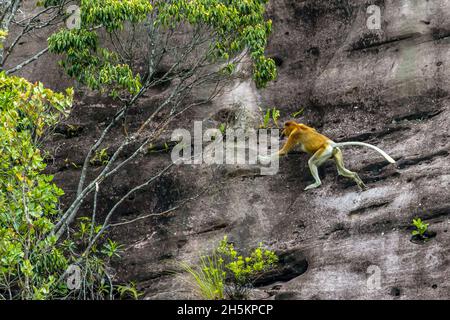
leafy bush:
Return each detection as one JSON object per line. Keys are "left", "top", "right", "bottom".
{"left": 181, "top": 255, "right": 226, "bottom": 300}
{"left": 217, "top": 236, "right": 278, "bottom": 299}
{"left": 411, "top": 218, "right": 429, "bottom": 238}
{"left": 48, "top": 0, "right": 277, "bottom": 97}
{"left": 48, "top": 0, "right": 152, "bottom": 96}
{"left": 89, "top": 148, "right": 110, "bottom": 166}
{"left": 182, "top": 236, "right": 278, "bottom": 300}
{"left": 0, "top": 73, "right": 133, "bottom": 299}
{"left": 259, "top": 107, "right": 281, "bottom": 128}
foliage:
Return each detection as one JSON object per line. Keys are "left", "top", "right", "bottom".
{"left": 155, "top": 0, "right": 277, "bottom": 88}
{"left": 182, "top": 236, "right": 278, "bottom": 300}
{"left": 48, "top": 0, "right": 153, "bottom": 95}
{"left": 116, "top": 282, "right": 143, "bottom": 300}
{"left": 259, "top": 107, "right": 281, "bottom": 128}
{"left": 0, "top": 73, "right": 134, "bottom": 299}
{"left": 0, "top": 72, "right": 72, "bottom": 299}
{"left": 49, "top": 30, "right": 142, "bottom": 96}
{"left": 181, "top": 255, "right": 226, "bottom": 300}
{"left": 48, "top": 0, "right": 276, "bottom": 96}
{"left": 218, "top": 123, "right": 226, "bottom": 135}
{"left": 0, "top": 30, "right": 7, "bottom": 49}
{"left": 37, "top": 0, "right": 66, "bottom": 6}
{"left": 89, "top": 148, "right": 110, "bottom": 166}
{"left": 1, "top": 0, "right": 278, "bottom": 299}
{"left": 411, "top": 218, "right": 429, "bottom": 237}
{"left": 291, "top": 107, "right": 304, "bottom": 118}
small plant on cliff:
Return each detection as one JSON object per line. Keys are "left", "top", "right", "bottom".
{"left": 218, "top": 236, "right": 278, "bottom": 299}
{"left": 90, "top": 148, "right": 110, "bottom": 166}
{"left": 291, "top": 107, "right": 305, "bottom": 118}
{"left": 219, "top": 123, "right": 227, "bottom": 135}
{"left": 0, "top": 29, "right": 7, "bottom": 48}
{"left": 182, "top": 236, "right": 278, "bottom": 300}
{"left": 116, "top": 282, "right": 143, "bottom": 300}
{"left": 259, "top": 107, "right": 281, "bottom": 129}
{"left": 271, "top": 108, "right": 281, "bottom": 128}
{"left": 181, "top": 254, "right": 226, "bottom": 300}
{"left": 411, "top": 218, "right": 429, "bottom": 239}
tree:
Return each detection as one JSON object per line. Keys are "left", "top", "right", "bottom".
{"left": 48, "top": 0, "right": 277, "bottom": 246}
{"left": 0, "top": 72, "right": 73, "bottom": 299}
{"left": 0, "top": 0, "right": 72, "bottom": 74}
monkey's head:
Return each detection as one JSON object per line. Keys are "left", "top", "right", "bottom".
{"left": 282, "top": 120, "right": 300, "bottom": 137}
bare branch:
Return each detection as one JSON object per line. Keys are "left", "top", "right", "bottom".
{"left": 5, "top": 46, "right": 49, "bottom": 75}
{"left": 109, "top": 190, "right": 206, "bottom": 228}
{"left": 81, "top": 162, "right": 175, "bottom": 254}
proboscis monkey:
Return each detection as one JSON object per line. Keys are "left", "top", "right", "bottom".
{"left": 258, "top": 121, "right": 396, "bottom": 191}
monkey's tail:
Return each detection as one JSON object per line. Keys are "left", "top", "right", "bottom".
{"left": 333, "top": 141, "right": 396, "bottom": 163}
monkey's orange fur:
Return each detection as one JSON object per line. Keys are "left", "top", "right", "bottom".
{"left": 279, "top": 121, "right": 330, "bottom": 156}
{"left": 259, "top": 120, "right": 396, "bottom": 191}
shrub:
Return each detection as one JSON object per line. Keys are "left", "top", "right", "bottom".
{"left": 259, "top": 107, "right": 281, "bottom": 129}
{"left": 0, "top": 72, "right": 72, "bottom": 299}
{"left": 411, "top": 218, "right": 429, "bottom": 238}
{"left": 182, "top": 236, "right": 278, "bottom": 300}
{"left": 89, "top": 148, "right": 110, "bottom": 166}
{"left": 0, "top": 73, "right": 134, "bottom": 299}
{"left": 181, "top": 255, "right": 226, "bottom": 300}
{"left": 217, "top": 236, "right": 278, "bottom": 299}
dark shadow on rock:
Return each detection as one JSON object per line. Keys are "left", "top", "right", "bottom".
{"left": 253, "top": 249, "right": 308, "bottom": 287}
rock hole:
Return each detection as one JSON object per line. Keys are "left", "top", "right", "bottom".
{"left": 177, "top": 239, "right": 188, "bottom": 249}
{"left": 431, "top": 28, "right": 450, "bottom": 40}
{"left": 211, "top": 108, "right": 235, "bottom": 123}
{"left": 274, "top": 291, "right": 297, "bottom": 300}
{"left": 390, "top": 287, "right": 401, "bottom": 297}
{"left": 54, "top": 124, "right": 84, "bottom": 139}
{"left": 271, "top": 56, "right": 284, "bottom": 67}
{"left": 151, "top": 70, "right": 172, "bottom": 91}
{"left": 410, "top": 230, "right": 436, "bottom": 244}
{"left": 306, "top": 47, "right": 320, "bottom": 57}
{"left": 253, "top": 250, "right": 308, "bottom": 287}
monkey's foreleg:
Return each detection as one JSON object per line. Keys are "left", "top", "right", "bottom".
{"left": 258, "top": 131, "right": 299, "bottom": 166}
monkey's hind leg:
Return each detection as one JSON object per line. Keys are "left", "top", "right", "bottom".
{"left": 304, "top": 146, "right": 333, "bottom": 191}
{"left": 333, "top": 148, "right": 367, "bottom": 190}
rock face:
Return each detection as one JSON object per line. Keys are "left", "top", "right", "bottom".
{"left": 11, "top": 0, "right": 450, "bottom": 299}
